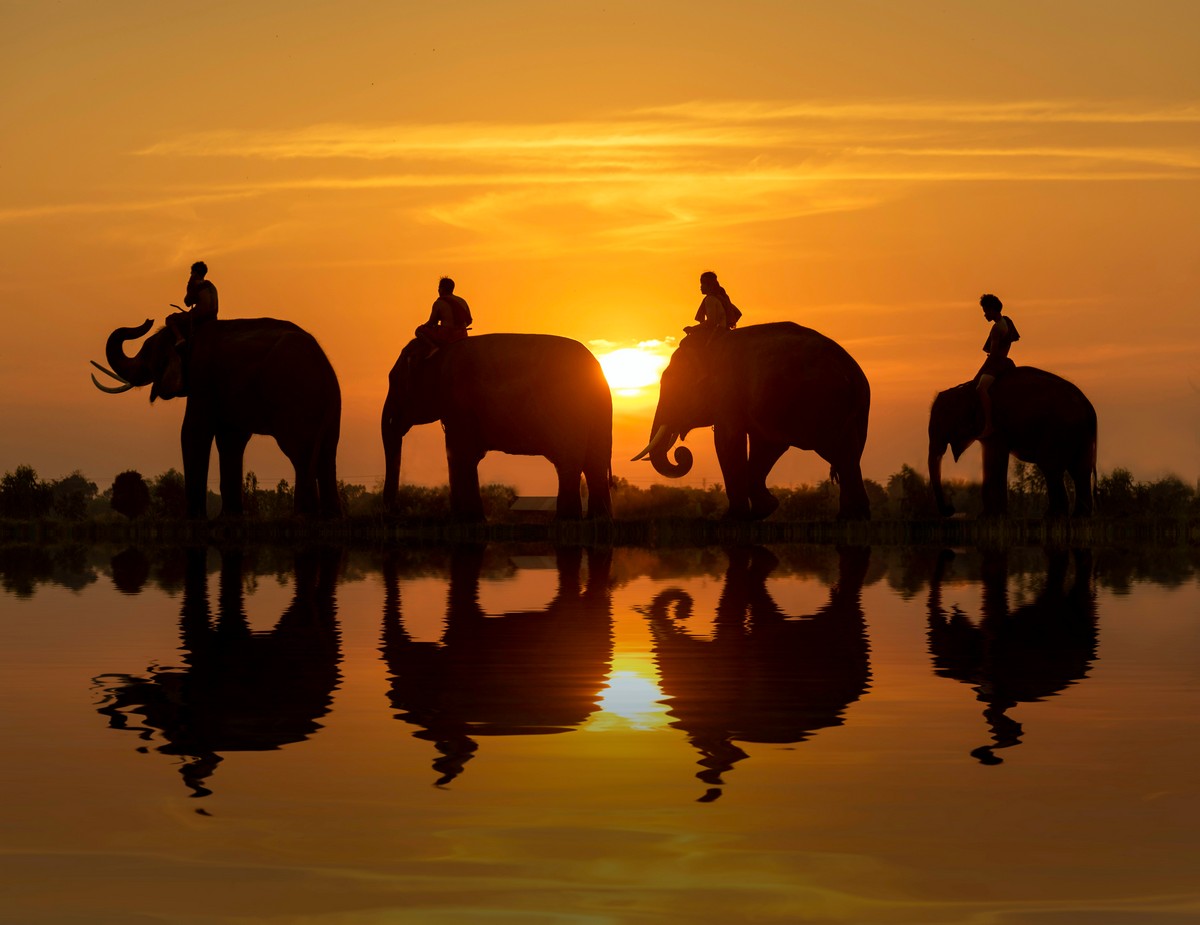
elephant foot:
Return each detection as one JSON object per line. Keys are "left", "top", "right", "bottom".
{"left": 749, "top": 493, "right": 779, "bottom": 521}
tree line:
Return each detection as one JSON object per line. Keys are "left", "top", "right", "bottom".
{"left": 1, "top": 462, "right": 1197, "bottom": 522}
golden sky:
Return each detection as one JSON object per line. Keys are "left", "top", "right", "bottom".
{"left": 2, "top": 1, "right": 1198, "bottom": 493}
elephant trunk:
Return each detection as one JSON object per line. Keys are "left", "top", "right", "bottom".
{"left": 640, "top": 413, "right": 693, "bottom": 479}
{"left": 928, "top": 442, "right": 955, "bottom": 517}
{"left": 381, "top": 393, "right": 408, "bottom": 509}
{"left": 104, "top": 319, "right": 156, "bottom": 386}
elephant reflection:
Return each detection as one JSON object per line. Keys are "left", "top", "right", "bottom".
{"left": 381, "top": 546, "right": 613, "bottom": 785}
{"left": 926, "top": 548, "right": 1098, "bottom": 765}
{"left": 643, "top": 546, "right": 871, "bottom": 802}
{"left": 94, "top": 547, "right": 343, "bottom": 797}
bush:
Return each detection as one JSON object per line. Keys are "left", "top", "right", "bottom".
{"left": 50, "top": 471, "right": 98, "bottom": 521}
{"left": 152, "top": 469, "right": 188, "bottom": 519}
{"left": 0, "top": 465, "right": 54, "bottom": 519}
{"left": 110, "top": 470, "right": 152, "bottom": 520}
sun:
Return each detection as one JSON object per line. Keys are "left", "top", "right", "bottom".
{"left": 597, "top": 346, "right": 669, "bottom": 396}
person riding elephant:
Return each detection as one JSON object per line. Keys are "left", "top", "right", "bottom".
{"left": 91, "top": 315, "right": 342, "bottom": 519}
{"left": 415, "top": 276, "right": 472, "bottom": 355}
{"left": 165, "top": 260, "right": 219, "bottom": 351}
{"left": 684, "top": 271, "right": 742, "bottom": 344}
{"left": 928, "top": 365, "right": 1096, "bottom": 518}
{"left": 633, "top": 321, "right": 871, "bottom": 520}
{"left": 381, "top": 332, "right": 612, "bottom": 521}
{"left": 975, "top": 293, "right": 1020, "bottom": 438}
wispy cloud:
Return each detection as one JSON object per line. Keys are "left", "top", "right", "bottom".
{"left": 8, "top": 98, "right": 1197, "bottom": 258}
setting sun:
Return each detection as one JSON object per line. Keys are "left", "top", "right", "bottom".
{"left": 597, "top": 345, "right": 670, "bottom": 396}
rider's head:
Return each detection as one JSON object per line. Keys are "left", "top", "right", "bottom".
{"left": 979, "top": 293, "right": 1002, "bottom": 318}
{"left": 438, "top": 277, "right": 455, "bottom": 296}
{"left": 190, "top": 261, "right": 208, "bottom": 279}
{"left": 700, "top": 271, "right": 719, "bottom": 294}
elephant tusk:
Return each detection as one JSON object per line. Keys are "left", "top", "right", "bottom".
{"left": 631, "top": 425, "right": 672, "bottom": 461}
{"left": 90, "top": 360, "right": 130, "bottom": 384}
{"left": 91, "top": 373, "right": 134, "bottom": 394}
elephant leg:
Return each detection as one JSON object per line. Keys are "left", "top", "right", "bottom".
{"left": 583, "top": 458, "right": 612, "bottom": 520}
{"left": 830, "top": 455, "right": 871, "bottom": 521}
{"left": 445, "top": 432, "right": 485, "bottom": 522}
{"left": 316, "top": 430, "right": 341, "bottom": 518}
{"left": 980, "top": 442, "right": 1010, "bottom": 516}
{"left": 714, "top": 428, "right": 750, "bottom": 519}
{"left": 1042, "top": 464, "right": 1070, "bottom": 517}
{"left": 215, "top": 430, "right": 251, "bottom": 517}
{"left": 1069, "top": 460, "right": 1095, "bottom": 517}
{"left": 746, "top": 436, "right": 786, "bottom": 520}
{"left": 554, "top": 463, "right": 585, "bottom": 520}
{"left": 181, "top": 414, "right": 214, "bottom": 520}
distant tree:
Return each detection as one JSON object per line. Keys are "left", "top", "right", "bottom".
{"left": 151, "top": 469, "right": 188, "bottom": 520}
{"left": 338, "top": 480, "right": 369, "bottom": 516}
{"left": 50, "top": 471, "right": 98, "bottom": 521}
{"left": 110, "top": 470, "right": 152, "bottom": 520}
{"left": 243, "top": 471, "right": 262, "bottom": 518}
{"left": 1095, "top": 467, "right": 1137, "bottom": 517}
{"left": 1143, "top": 474, "right": 1193, "bottom": 517}
{"left": 1008, "top": 460, "right": 1048, "bottom": 517}
{"left": 886, "top": 464, "right": 939, "bottom": 519}
{"left": 0, "top": 465, "right": 54, "bottom": 519}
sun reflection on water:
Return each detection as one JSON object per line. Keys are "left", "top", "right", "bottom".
{"left": 588, "top": 655, "right": 672, "bottom": 732}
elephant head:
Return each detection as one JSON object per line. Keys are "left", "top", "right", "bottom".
{"left": 632, "top": 337, "right": 717, "bottom": 478}
{"left": 927, "top": 383, "right": 980, "bottom": 517}
{"left": 381, "top": 339, "right": 440, "bottom": 507}
{"left": 91, "top": 318, "right": 187, "bottom": 402}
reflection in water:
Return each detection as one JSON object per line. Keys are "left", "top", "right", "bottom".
{"left": 94, "top": 546, "right": 343, "bottom": 797}
{"left": 927, "top": 548, "right": 1098, "bottom": 765}
{"left": 643, "top": 546, "right": 871, "bottom": 802}
{"left": 381, "top": 546, "right": 614, "bottom": 786}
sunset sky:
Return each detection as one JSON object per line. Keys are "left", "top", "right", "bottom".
{"left": 2, "top": 1, "right": 1198, "bottom": 495}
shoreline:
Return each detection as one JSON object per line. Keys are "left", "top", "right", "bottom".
{"left": 2, "top": 516, "right": 1197, "bottom": 549}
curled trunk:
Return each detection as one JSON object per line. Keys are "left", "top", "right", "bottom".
{"left": 104, "top": 319, "right": 156, "bottom": 386}
{"left": 647, "top": 421, "right": 693, "bottom": 478}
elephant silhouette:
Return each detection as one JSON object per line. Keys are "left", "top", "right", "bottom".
{"left": 380, "top": 545, "right": 613, "bottom": 785}
{"left": 94, "top": 546, "right": 343, "bottom": 797}
{"left": 928, "top": 367, "right": 1097, "bottom": 518}
{"left": 926, "top": 547, "right": 1098, "bottom": 765}
{"left": 93, "top": 318, "right": 342, "bottom": 518}
{"left": 642, "top": 546, "right": 872, "bottom": 801}
{"left": 382, "top": 334, "right": 612, "bottom": 521}
{"left": 634, "top": 322, "right": 872, "bottom": 520}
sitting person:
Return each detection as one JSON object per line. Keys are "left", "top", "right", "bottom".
{"left": 166, "top": 260, "right": 219, "bottom": 348}
{"left": 975, "top": 292, "right": 1020, "bottom": 438}
{"left": 684, "top": 271, "right": 741, "bottom": 341}
{"left": 415, "top": 276, "right": 472, "bottom": 352}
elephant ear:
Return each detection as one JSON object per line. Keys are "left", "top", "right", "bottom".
{"left": 150, "top": 343, "right": 188, "bottom": 402}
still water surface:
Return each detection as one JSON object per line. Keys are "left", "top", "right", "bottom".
{"left": 2, "top": 543, "right": 1198, "bottom": 924}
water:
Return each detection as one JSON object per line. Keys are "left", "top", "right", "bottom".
{"left": 2, "top": 543, "right": 1198, "bottom": 924}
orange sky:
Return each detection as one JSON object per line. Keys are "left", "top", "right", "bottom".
{"left": 2, "top": 1, "right": 1198, "bottom": 494}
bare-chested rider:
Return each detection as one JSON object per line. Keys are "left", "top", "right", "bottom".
{"left": 976, "top": 293, "right": 1019, "bottom": 438}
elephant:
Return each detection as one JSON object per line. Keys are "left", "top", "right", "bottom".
{"left": 381, "top": 334, "right": 612, "bottom": 521}
{"left": 380, "top": 545, "right": 613, "bottom": 785}
{"left": 926, "top": 548, "right": 1097, "bottom": 765}
{"left": 641, "top": 545, "right": 871, "bottom": 801}
{"left": 928, "top": 366, "right": 1097, "bottom": 518}
{"left": 92, "top": 317, "right": 342, "bottom": 519}
{"left": 634, "top": 322, "right": 871, "bottom": 520}
{"left": 94, "top": 546, "right": 344, "bottom": 797}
